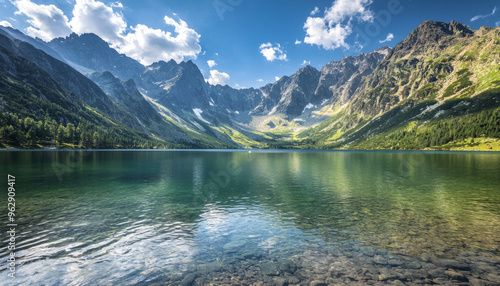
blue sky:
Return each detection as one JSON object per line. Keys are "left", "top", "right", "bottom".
{"left": 0, "top": 0, "right": 499, "bottom": 88}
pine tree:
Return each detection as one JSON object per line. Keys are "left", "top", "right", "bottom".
{"left": 93, "top": 132, "right": 100, "bottom": 148}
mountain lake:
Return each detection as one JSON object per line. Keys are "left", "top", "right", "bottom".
{"left": 1, "top": 150, "right": 499, "bottom": 285}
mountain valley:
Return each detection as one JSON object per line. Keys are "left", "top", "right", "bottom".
{"left": 0, "top": 20, "right": 499, "bottom": 150}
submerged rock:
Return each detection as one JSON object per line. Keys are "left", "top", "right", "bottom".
{"left": 273, "top": 277, "right": 288, "bottom": 286}
{"left": 406, "top": 261, "right": 422, "bottom": 269}
{"left": 435, "top": 258, "right": 470, "bottom": 271}
{"left": 309, "top": 280, "right": 327, "bottom": 286}
{"left": 260, "top": 262, "right": 280, "bottom": 276}
{"left": 223, "top": 240, "right": 247, "bottom": 252}
{"left": 278, "top": 259, "right": 297, "bottom": 274}
{"left": 445, "top": 270, "right": 468, "bottom": 282}
{"left": 179, "top": 272, "right": 198, "bottom": 286}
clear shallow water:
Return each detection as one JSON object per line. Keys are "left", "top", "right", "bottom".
{"left": 0, "top": 150, "right": 499, "bottom": 285}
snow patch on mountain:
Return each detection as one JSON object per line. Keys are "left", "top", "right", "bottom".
{"left": 193, "top": 108, "right": 210, "bottom": 124}
{"left": 302, "top": 103, "right": 316, "bottom": 113}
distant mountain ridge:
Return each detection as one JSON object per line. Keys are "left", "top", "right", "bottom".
{"left": 49, "top": 33, "right": 144, "bottom": 80}
{"left": 46, "top": 31, "right": 391, "bottom": 124}
{"left": 0, "top": 33, "right": 181, "bottom": 149}
{"left": 0, "top": 20, "right": 499, "bottom": 150}
{"left": 0, "top": 29, "right": 227, "bottom": 148}
{"left": 252, "top": 47, "right": 391, "bottom": 120}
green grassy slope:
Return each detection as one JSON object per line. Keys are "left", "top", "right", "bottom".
{"left": 290, "top": 22, "right": 500, "bottom": 151}
{"left": 0, "top": 45, "right": 182, "bottom": 149}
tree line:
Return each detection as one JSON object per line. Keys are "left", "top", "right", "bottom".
{"left": 0, "top": 112, "right": 175, "bottom": 149}
{"left": 354, "top": 107, "right": 500, "bottom": 150}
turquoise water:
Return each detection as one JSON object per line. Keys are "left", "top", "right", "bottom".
{"left": 0, "top": 150, "right": 500, "bottom": 285}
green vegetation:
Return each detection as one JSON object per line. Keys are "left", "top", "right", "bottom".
{"left": 212, "top": 125, "right": 266, "bottom": 148}
{"left": 414, "top": 83, "right": 437, "bottom": 101}
{"left": 2, "top": 23, "right": 500, "bottom": 152}
{"left": 351, "top": 107, "right": 500, "bottom": 150}
{"left": 459, "top": 49, "right": 478, "bottom": 61}
{"left": 0, "top": 50, "right": 182, "bottom": 149}
{"left": 443, "top": 68, "right": 473, "bottom": 98}
{"left": 0, "top": 112, "right": 178, "bottom": 149}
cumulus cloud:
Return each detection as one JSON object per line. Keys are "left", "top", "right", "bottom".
{"left": 301, "top": 60, "right": 311, "bottom": 66}
{"left": 275, "top": 76, "right": 281, "bottom": 81}
{"left": 207, "top": 60, "right": 217, "bottom": 68}
{"left": 0, "top": 20, "right": 12, "bottom": 28}
{"left": 207, "top": 70, "right": 230, "bottom": 86}
{"left": 13, "top": 0, "right": 202, "bottom": 66}
{"left": 303, "top": 0, "right": 374, "bottom": 50}
{"left": 70, "top": 0, "right": 126, "bottom": 44}
{"left": 295, "top": 39, "right": 302, "bottom": 45}
{"left": 471, "top": 6, "right": 497, "bottom": 22}
{"left": 13, "top": 0, "right": 72, "bottom": 41}
{"left": 118, "top": 16, "right": 201, "bottom": 65}
{"left": 379, "top": 33, "right": 394, "bottom": 43}
{"left": 257, "top": 78, "right": 264, "bottom": 82}
{"left": 259, "top": 42, "right": 287, "bottom": 62}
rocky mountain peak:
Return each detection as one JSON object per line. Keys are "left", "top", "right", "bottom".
{"left": 294, "top": 65, "right": 320, "bottom": 81}
{"left": 373, "top": 46, "right": 392, "bottom": 56}
{"left": 298, "top": 65, "right": 318, "bottom": 72}
{"left": 52, "top": 33, "right": 110, "bottom": 51}
{"left": 123, "top": 79, "right": 138, "bottom": 90}
{"left": 148, "top": 60, "right": 178, "bottom": 74}
{"left": 398, "top": 20, "right": 474, "bottom": 52}
{"left": 48, "top": 32, "right": 144, "bottom": 81}
{"left": 94, "top": 71, "right": 119, "bottom": 82}
{"left": 180, "top": 60, "right": 203, "bottom": 75}
{"left": 449, "top": 20, "right": 474, "bottom": 35}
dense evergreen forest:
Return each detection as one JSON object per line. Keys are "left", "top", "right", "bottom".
{"left": 0, "top": 112, "right": 178, "bottom": 149}
{"left": 265, "top": 107, "right": 500, "bottom": 150}
{"left": 352, "top": 107, "right": 500, "bottom": 150}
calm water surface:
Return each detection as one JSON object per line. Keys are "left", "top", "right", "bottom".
{"left": 0, "top": 150, "right": 499, "bottom": 285}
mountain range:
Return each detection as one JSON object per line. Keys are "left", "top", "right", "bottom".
{"left": 0, "top": 20, "right": 499, "bottom": 150}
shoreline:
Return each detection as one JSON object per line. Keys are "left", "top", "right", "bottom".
{"left": 1, "top": 148, "right": 500, "bottom": 154}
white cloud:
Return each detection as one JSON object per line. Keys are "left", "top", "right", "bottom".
{"left": 14, "top": 0, "right": 202, "bottom": 66}
{"left": 110, "top": 2, "right": 123, "bottom": 8}
{"left": 275, "top": 76, "right": 281, "bottom": 81}
{"left": 13, "top": 0, "right": 72, "bottom": 41}
{"left": 70, "top": 0, "right": 127, "bottom": 44}
{"left": 118, "top": 16, "right": 201, "bottom": 65}
{"left": 471, "top": 6, "right": 497, "bottom": 22}
{"left": 303, "top": 0, "right": 374, "bottom": 50}
{"left": 311, "top": 7, "right": 320, "bottom": 16}
{"left": 257, "top": 78, "right": 264, "bottom": 82}
{"left": 295, "top": 39, "right": 302, "bottom": 45}
{"left": 497, "top": 21, "right": 500, "bottom": 27}
{"left": 303, "top": 17, "right": 351, "bottom": 49}
{"left": 259, "top": 42, "right": 287, "bottom": 62}
{"left": 301, "top": 60, "right": 311, "bottom": 66}
{"left": 324, "top": 0, "right": 373, "bottom": 23}
{"left": 379, "top": 33, "right": 394, "bottom": 43}
{"left": 0, "top": 20, "right": 12, "bottom": 28}
{"left": 207, "top": 60, "right": 217, "bottom": 68}
{"left": 207, "top": 70, "right": 230, "bottom": 86}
